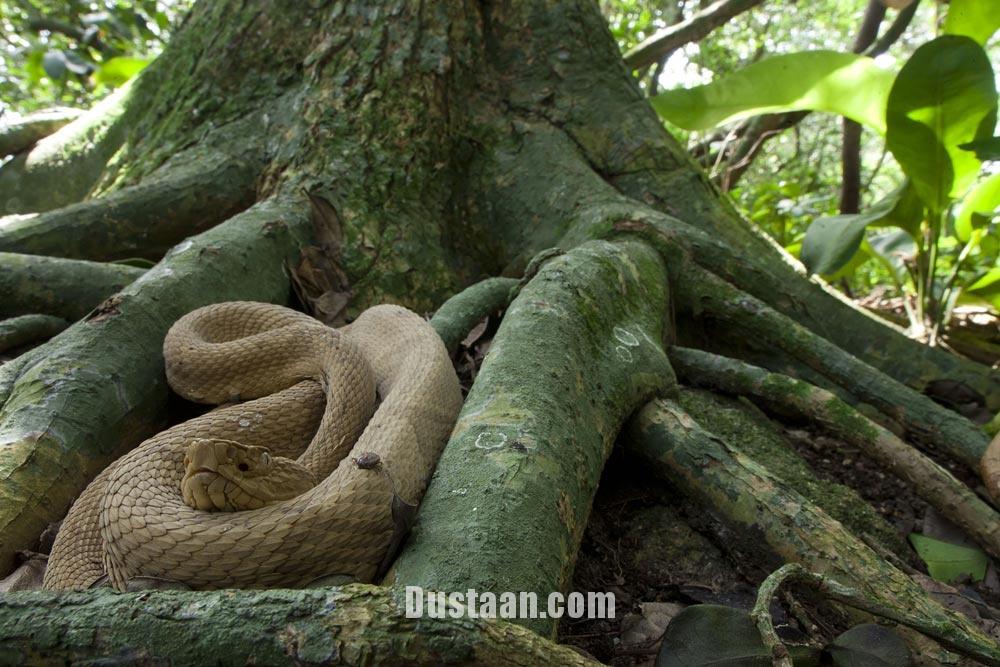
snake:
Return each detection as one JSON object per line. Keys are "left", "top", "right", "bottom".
{"left": 43, "top": 301, "right": 462, "bottom": 590}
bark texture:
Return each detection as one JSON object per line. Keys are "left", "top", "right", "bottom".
{"left": 0, "top": 584, "right": 595, "bottom": 666}
{"left": 392, "top": 240, "right": 673, "bottom": 637}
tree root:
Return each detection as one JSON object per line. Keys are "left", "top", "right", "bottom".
{"left": 0, "top": 252, "right": 145, "bottom": 320}
{"left": 0, "top": 315, "right": 68, "bottom": 355}
{"left": 0, "top": 197, "right": 312, "bottom": 574}
{"left": 0, "top": 584, "right": 596, "bottom": 666}
{"left": 0, "top": 108, "right": 82, "bottom": 157}
{"left": 0, "top": 148, "right": 261, "bottom": 261}
{"left": 0, "top": 85, "right": 132, "bottom": 215}
{"left": 626, "top": 398, "right": 1000, "bottom": 664}
{"left": 669, "top": 346, "right": 1000, "bottom": 558}
{"left": 672, "top": 262, "right": 990, "bottom": 470}
{"left": 391, "top": 240, "right": 674, "bottom": 637}
{"left": 752, "top": 563, "right": 1000, "bottom": 667}
{"left": 608, "top": 217, "right": 1000, "bottom": 410}
{"left": 429, "top": 276, "right": 519, "bottom": 352}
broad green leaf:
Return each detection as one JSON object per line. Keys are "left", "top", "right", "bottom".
{"left": 94, "top": 57, "right": 151, "bottom": 87}
{"left": 801, "top": 184, "right": 916, "bottom": 275}
{"left": 886, "top": 36, "right": 997, "bottom": 213}
{"left": 955, "top": 172, "right": 1000, "bottom": 241}
{"left": 943, "top": 0, "right": 1000, "bottom": 45}
{"left": 960, "top": 137, "right": 1000, "bottom": 161}
{"left": 909, "top": 533, "right": 988, "bottom": 583}
{"left": 651, "top": 51, "right": 894, "bottom": 134}
{"left": 656, "top": 604, "right": 820, "bottom": 667}
{"left": 828, "top": 624, "right": 910, "bottom": 667}
{"left": 966, "top": 268, "right": 1000, "bottom": 311}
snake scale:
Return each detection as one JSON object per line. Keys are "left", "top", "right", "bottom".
{"left": 44, "top": 302, "right": 462, "bottom": 590}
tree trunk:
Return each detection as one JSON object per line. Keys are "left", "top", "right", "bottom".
{"left": 0, "top": 0, "right": 997, "bottom": 662}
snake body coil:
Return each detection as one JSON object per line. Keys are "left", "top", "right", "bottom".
{"left": 44, "top": 302, "right": 462, "bottom": 590}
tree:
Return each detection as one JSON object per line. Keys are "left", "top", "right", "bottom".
{"left": 0, "top": 0, "right": 998, "bottom": 663}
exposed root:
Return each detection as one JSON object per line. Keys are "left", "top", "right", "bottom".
{"left": 0, "top": 314, "right": 68, "bottom": 355}
{"left": 0, "top": 148, "right": 261, "bottom": 261}
{"left": 0, "top": 85, "right": 132, "bottom": 215}
{"left": 672, "top": 261, "right": 989, "bottom": 470}
{"left": 626, "top": 398, "right": 1000, "bottom": 664}
{"left": 753, "top": 563, "right": 1000, "bottom": 666}
{"left": 429, "top": 276, "right": 519, "bottom": 352}
{"left": 391, "top": 240, "right": 674, "bottom": 637}
{"left": 607, "top": 217, "right": 1000, "bottom": 410}
{"left": 0, "top": 252, "right": 145, "bottom": 320}
{"left": 669, "top": 346, "right": 1000, "bottom": 558}
{"left": 0, "top": 584, "right": 596, "bottom": 665}
{"left": 0, "top": 107, "right": 83, "bottom": 157}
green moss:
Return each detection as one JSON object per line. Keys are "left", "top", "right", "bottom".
{"left": 393, "top": 239, "right": 673, "bottom": 636}
{"left": 677, "top": 388, "right": 908, "bottom": 557}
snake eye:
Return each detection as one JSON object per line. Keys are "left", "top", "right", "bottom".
{"left": 262, "top": 453, "right": 271, "bottom": 466}
{"left": 238, "top": 463, "right": 250, "bottom": 472}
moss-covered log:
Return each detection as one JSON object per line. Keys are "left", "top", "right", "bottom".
{"left": 0, "top": 315, "right": 67, "bottom": 354}
{"left": 392, "top": 240, "right": 673, "bottom": 637}
{"left": 0, "top": 198, "right": 311, "bottom": 575}
{"left": 0, "top": 107, "right": 82, "bottom": 157}
{"left": 0, "top": 584, "right": 594, "bottom": 666}
{"left": 0, "top": 253, "right": 145, "bottom": 320}
{"left": 626, "top": 398, "right": 1000, "bottom": 664}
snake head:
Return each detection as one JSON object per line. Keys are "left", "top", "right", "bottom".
{"left": 181, "top": 438, "right": 315, "bottom": 512}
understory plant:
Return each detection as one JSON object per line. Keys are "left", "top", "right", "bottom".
{"left": 650, "top": 0, "right": 1000, "bottom": 344}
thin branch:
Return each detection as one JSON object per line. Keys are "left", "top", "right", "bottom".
{"left": 624, "top": 0, "right": 766, "bottom": 70}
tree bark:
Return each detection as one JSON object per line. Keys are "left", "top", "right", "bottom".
{"left": 0, "top": 108, "right": 82, "bottom": 157}
{"left": 0, "top": 253, "right": 145, "bottom": 320}
{"left": 392, "top": 240, "right": 673, "bottom": 637}
{"left": 0, "top": 584, "right": 595, "bottom": 666}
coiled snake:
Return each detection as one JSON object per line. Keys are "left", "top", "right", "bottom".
{"left": 44, "top": 302, "right": 462, "bottom": 590}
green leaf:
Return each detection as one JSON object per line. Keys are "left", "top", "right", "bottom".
{"left": 965, "top": 268, "right": 1000, "bottom": 311}
{"left": 960, "top": 137, "right": 1000, "bottom": 161}
{"left": 908, "top": 533, "right": 988, "bottom": 583}
{"left": 828, "top": 624, "right": 910, "bottom": 667}
{"left": 955, "top": 172, "right": 1000, "bottom": 241}
{"left": 801, "top": 184, "right": 917, "bottom": 275}
{"left": 650, "top": 51, "right": 894, "bottom": 134}
{"left": 943, "top": 0, "right": 1000, "bottom": 45}
{"left": 885, "top": 36, "right": 998, "bottom": 213}
{"left": 94, "top": 57, "right": 151, "bottom": 87}
{"left": 656, "top": 605, "right": 820, "bottom": 667}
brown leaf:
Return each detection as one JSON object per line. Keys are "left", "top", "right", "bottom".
{"left": 305, "top": 190, "right": 344, "bottom": 253}
{"left": 461, "top": 316, "right": 489, "bottom": 348}
{"left": 289, "top": 192, "right": 354, "bottom": 326}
